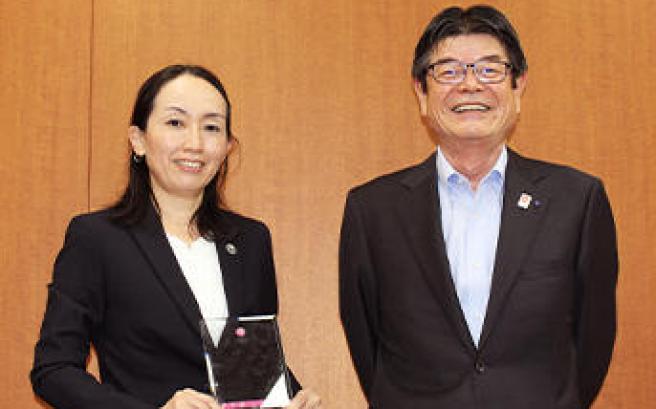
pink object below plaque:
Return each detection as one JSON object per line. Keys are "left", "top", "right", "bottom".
{"left": 235, "top": 327, "right": 246, "bottom": 337}
{"left": 223, "top": 399, "right": 264, "bottom": 408}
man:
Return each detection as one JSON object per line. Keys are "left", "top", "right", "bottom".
{"left": 339, "top": 5, "right": 618, "bottom": 409}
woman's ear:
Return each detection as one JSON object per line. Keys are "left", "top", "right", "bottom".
{"left": 128, "top": 126, "right": 146, "bottom": 156}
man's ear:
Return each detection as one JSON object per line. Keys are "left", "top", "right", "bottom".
{"left": 513, "top": 72, "right": 528, "bottom": 113}
{"left": 128, "top": 126, "right": 146, "bottom": 156}
{"left": 413, "top": 80, "right": 428, "bottom": 116}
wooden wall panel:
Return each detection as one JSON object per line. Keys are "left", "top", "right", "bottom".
{"left": 0, "top": 1, "right": 92, "bottom": 407}
{"left": 509, "top": 2, "right": 656, "bottom": 406}
{"left": 89, "top": 1, "right": 656, "bottom": 408}
{"left": 5, "top": 0, "right": 652, "bottom": 407}
{"left": 89, "top": 2, "right": 440, "bottom": 406}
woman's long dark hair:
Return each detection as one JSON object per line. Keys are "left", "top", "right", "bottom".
{"left": 110, "top": 64, "right": 235, "bottom": 240}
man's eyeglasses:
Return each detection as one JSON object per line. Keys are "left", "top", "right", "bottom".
{"left": 427, "top": 60, "right": 512, "bottom": 85}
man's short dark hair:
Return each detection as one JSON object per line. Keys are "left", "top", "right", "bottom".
{"left": 412, "top": 5, "right": 528, "bottom": 92}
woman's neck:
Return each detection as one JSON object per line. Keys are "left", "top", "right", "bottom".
{"left": 152, "top": 187, "right": 203, "bottom": 244}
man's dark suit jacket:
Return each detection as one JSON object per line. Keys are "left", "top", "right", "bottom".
{"left": 31, "top": 205, "right": 297, "bottom": 408}
{"left": 339, "top": 149, "right": 618, "bottom": 409}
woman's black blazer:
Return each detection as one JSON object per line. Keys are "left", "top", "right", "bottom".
{"left": 31, "top": 204, "right": 295, "bottom": 408}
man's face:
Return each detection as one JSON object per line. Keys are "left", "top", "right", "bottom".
{"left": 414, "top": 34, "right": 526, "bottom": 149}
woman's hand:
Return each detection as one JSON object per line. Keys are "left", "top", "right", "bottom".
{"left": 286, "top": 388, "right": 322, "bottom": 409}
{"left": 161, "top": 388, "right": 222, "bottom": 409}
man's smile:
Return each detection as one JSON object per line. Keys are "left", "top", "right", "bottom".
{"left": 451, "top": 102, "right": 491, "bottom": 113}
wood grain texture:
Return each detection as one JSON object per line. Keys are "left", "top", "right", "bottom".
{"left": 0, "top": 1, "right": 92, "bottom": 407}
{"left": 5, "top": 0, "right": 655, "bottom": 407}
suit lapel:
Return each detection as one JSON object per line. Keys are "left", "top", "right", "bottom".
{"left": 397, "top": 154, "right": 475, "bottom": 350}
{"left": 213, "top": 215, "right": 244, "bottom": 316}
{"left": 127, "top": 205, "right": 244, "bottom": 336}
{"left": 479, "top": 150, "right": 550, "bottom": 348}
{"left": 128, "top": 204, "right": 203, "bottom": 335}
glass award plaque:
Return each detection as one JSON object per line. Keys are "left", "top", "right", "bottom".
{"left": 200, "top": 315, "right": 291, "bottom": 408}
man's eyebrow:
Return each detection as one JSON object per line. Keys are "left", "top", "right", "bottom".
{"left": 476, "top": 54, "right": 505, "bottom": 62}
{"left": 433, "top": 54, "right": 505, "bottom": 65}
{"left": 434, "top": 57, "right": 459, "bottom": 64}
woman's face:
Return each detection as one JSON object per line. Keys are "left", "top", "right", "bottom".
{"left": 129, "top": 74, "right": 231, "bottom": 202}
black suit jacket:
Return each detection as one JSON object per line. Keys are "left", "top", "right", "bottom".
{"left": 339, "top": 149, "right": 618, "bottom": 409}
{"left": 31, "top": 205, "right": 297, "bottom": 408}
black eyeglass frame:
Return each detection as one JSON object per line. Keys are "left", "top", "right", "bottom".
{"left": 426, "top": 60, "right": 513, "bottom": 85}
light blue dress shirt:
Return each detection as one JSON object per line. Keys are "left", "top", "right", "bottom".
{"left": 436, "top": 146, "right": 507, "bottom": 346}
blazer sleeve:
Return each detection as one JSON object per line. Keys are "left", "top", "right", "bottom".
{"left": 574, "top": 179, "right": 619, "bottom": 409}
{"left": 339, "top": 191, "right": 379, "bottom": 401}
{"left": 30, "top": 217, "right": 155, "bottom": 409}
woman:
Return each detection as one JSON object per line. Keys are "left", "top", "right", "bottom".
{"left": 31, "top": 65, "right": 321, "bottom": 409}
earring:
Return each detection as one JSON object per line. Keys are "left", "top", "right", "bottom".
{"left": 132, "top": 152, "right": 145, "bottom": 163}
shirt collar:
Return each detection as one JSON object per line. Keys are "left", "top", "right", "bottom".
{"left": 436, "top": 145, "right": 508, "bottom": 187}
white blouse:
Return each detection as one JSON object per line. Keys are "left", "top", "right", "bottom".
{"left": 167, "top": 234, "right": 290, "bottom": 404}
{"left": 167, "top": 234, "right": 228, "bottom": 344}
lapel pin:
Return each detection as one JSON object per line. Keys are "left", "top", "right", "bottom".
{"left": 225, "top": 243, "right": 237, "bottom": 255}
{"left": 517, "top": 193, "right": 532, "bottom": 209}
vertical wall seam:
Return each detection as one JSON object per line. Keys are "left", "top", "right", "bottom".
{"left": 87, "top": 0, "right": 95, "bottom": 212}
